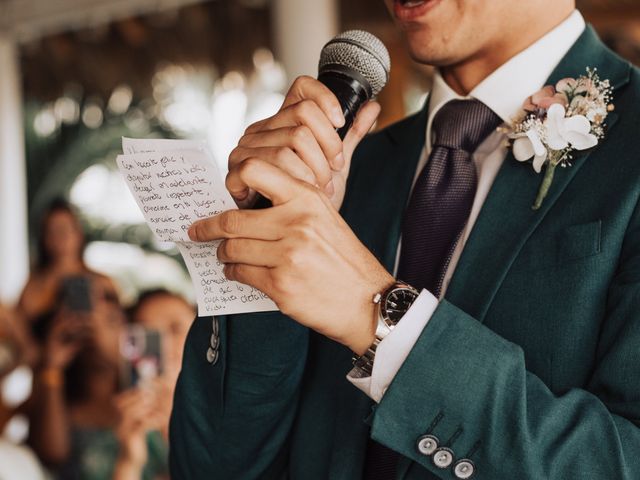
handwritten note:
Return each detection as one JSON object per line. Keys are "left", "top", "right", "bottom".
{"left": 117, "top": 150, "right": 231, "bottom": 242}
{"left": 117, "top": 138, "right": 277, "bottom": 316}
{"left": 177, "top": 242, "right": 273, "bottom": 316}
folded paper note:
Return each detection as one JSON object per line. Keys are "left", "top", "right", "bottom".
{"left": 117, "top": 137, "right": 277, "bottom": 316}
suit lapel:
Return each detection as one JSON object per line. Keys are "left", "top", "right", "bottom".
{"left": 445, "top": 26, "right": 631, "bottom": 321}
{"left": 344, "top": 102, "right": 429, "bottom": 271}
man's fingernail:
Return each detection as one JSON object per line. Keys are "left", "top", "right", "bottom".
{"left": 233, "top": 189, "right": 248, "bottom": 201}
{"left": 332, "top": 109, "right": 345, "bottom": 127}
{"left": 188, "top": 225, "right": 197, "bottom": 241}
{"left": 324, "top": 181, "right": 335, "bottom": 196}
{"left": 333, "top": 152, "right": 345, "bottom": 169}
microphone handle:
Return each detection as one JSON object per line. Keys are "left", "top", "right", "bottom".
{"left": 318, "top": 68, "right": 371, "bottom": 140}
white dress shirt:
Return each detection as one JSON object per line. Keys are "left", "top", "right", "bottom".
{"left": 348, "top": 10, "right": 587, "bottom": 402}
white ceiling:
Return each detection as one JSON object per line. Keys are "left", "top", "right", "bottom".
{"left": 0, "top": 0, "right": 213, "bottom": 43}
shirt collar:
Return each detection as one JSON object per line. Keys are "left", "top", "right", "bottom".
{"left": 426, "top": 10, "right": 586, "bottom": 147}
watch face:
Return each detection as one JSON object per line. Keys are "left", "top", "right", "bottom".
{"left": 382, "top": 287, "right": 419, "bottom": 324}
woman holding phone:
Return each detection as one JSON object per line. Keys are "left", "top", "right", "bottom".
{"left": 26, "top": 285, "right": 170, "bottom": 480}
{"left": 18, "top": 198, "right": 116, "bottom": 323}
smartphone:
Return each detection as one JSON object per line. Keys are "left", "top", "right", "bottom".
{"left": 60, "top": 276, "right": 93, "bottom": 312}
{"left": 120, "top": 324, "right": 163, "bottom": 388}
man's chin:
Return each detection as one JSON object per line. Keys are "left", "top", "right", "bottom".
{"left": 401, "top": 31, "right": 452, "bottom": 67}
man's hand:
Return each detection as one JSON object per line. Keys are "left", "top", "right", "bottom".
{"left": 229, "top": 76, "right": 381, "bottom": 210}
{"left": 189, "top": 160, "right": 394, "bottom": 355}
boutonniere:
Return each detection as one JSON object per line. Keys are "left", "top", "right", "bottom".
{"left": 505, "top": 68, "right": 614, "bottom": 210}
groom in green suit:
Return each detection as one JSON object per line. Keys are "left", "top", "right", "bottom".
{"left": 170, "top": 0, "right": 640, "bottom": 478}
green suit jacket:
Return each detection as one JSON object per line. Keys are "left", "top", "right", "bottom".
{"left": 170, "top": 27, "right": 640, "bottom": 479}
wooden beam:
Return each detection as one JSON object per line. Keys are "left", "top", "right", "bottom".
{"left": 0, "top": 0, "right": 215, "bottom": 43}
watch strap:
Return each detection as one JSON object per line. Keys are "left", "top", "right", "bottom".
{"left": 351, "top": 338, "right": 380, "bottom": 377}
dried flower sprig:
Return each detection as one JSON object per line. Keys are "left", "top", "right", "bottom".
{"left": 508, "top": 68, "right": 614, "bottom": 210}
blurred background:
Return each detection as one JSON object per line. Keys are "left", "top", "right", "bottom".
{"left": 0, "top": 0, "right": 638, "bottom": 478}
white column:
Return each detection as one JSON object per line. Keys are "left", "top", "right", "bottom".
{"left": 0, "top": 36, "right": 29, "bottom": 305}
{"left": 272, "top": 0, "right": 339, "bottom": 79}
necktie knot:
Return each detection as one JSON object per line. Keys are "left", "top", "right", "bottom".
{"left": 432, "top": 99, "right": 502, "bottom": 153}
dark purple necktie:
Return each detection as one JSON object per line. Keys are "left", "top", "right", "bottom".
{"left": 398, "top": 99, "right": 502, "bottom": 296}
{"left": 363, "top": 99, "right": 501, "bottom": 480}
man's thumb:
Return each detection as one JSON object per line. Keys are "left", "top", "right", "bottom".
{"left": 342, "top": 101, "right": 381, "bottom": 165}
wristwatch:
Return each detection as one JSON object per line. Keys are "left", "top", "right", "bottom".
{"left": 352, "top": 281, "right": 420, "bottom": 377}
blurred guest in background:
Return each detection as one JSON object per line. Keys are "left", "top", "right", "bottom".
{"left": 27, "top": 281, "right": 169, "bottom": 480}
{"left": 18, "top": 198, "right": 117, "bottom": 323}
{"left": 0, "top": 304, "right": 24, "bottom": 431}
{"left": 0, "top": 304, "right": 46, "bottom": 480}
{"left": 130, "top": 289, "right": 195, "bottom": 400}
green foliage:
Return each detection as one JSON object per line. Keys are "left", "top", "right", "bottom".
{"left": 23, "top": 99, "right": 180, "bottom": 263}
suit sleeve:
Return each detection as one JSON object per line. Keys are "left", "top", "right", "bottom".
{"left": 369, "top": 203, "right": 640, "bottom": 479}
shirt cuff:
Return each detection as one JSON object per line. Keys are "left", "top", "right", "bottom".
{"left": 347, "top": 289, "right": 439, "bottom": 402}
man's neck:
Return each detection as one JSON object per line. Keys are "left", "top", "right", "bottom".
{"left": 441, "top": 8, "right": 577, "bottom": 95}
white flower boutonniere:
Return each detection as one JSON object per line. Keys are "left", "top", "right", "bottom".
{"left": 506, "top": 68, "right": 614, "bottom": 210}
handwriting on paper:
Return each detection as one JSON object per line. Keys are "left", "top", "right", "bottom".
{"left": 117, "top": 150, "right": 233, "bottom": 242}
{"left": 177, "top": 242, "right": 274, "bottom": 315}
{"left": 116, "top": 140, "right": 277, "bottom": 316}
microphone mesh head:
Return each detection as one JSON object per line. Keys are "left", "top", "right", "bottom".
{"left": 319, "top": 30, "right": 390, "bottom": 96}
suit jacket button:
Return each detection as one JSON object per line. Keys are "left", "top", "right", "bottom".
{"left": 206, "top": 347, "right": 218, "bottom": 365}
{"left": 210, "top": 333, "right": 220, "bottom": 349}
{"left": 453, "top": 459, "right": 475, "bottom": 479}
{"left": 416, "top": 435, "right": 439, "bottom": 456}
{"left": 212, "top": 318, "right": 219, "bottom": 336}
{"left": 432, "top": 447, "right": 454, "bottom": 469}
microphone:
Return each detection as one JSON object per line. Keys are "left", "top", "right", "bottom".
{"left": 318, "top": 30, "right": 391, "bottom": 140}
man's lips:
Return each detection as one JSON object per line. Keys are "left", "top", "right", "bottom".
{"left": 393, "top": 0, "right": 440, "bottom": 21}
{"left": 397, "top": 0, "right": 427, "bottom": 6}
